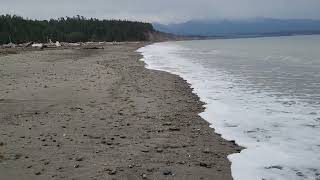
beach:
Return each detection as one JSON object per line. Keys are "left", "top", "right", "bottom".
{"left": 0, "top": 43, "right": 240, "bottom": 180}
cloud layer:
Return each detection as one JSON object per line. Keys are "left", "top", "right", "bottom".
{"left": 1, "top": 0, "right": 320, "bottom": 23}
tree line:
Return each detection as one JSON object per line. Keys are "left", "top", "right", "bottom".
{"left": 0, "top": 15, "right": 155, "bottom": 44}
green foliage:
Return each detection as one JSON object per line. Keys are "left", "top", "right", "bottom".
{"left": 0, "top": 15, "right": 154, "bottom": 44}
{"left": 0, "top": 32, "right": 9, "bottom": 44}
{"left": 66, "top": 32, "right": 86, "bottom": 42}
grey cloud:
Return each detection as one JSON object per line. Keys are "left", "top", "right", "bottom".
{"left": 1, "top": 0, "right": 320, "bottom": 23}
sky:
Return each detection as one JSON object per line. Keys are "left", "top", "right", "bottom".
{"left": 1, "top": 0, "right": 320, "bottom": 23}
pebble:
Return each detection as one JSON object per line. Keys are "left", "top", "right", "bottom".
{"left": 156, "top": 148, "right": 163, "bottom": 153}
{"left": 200, "top": 162, "right": 211, "bottom": 168}
{"left": 168, "top": 127, "right": 180, "bottom": 131}
{"left": 147, "top": 168, "right": 154, "bottom": 172}
{"left": 265, "top": 165, "right": 283, "bottom": 170}
{"left": 202, "top": 148, "right": 211, "bottom": 154}
{"left": 162, "top": 122, "right": 172, "bottom": 126}
{"left": 75, "top": 157, "right": 84, "bottom": 162}
{"left": 108, "top": 169, "right": 117, "bottom": 175}
{"left": 141, "top": 149, "right": 149, "bottom": 153}
{"left": 142, "top": 174, "right": 147, "bottom": 179}
{"left": 14, "top": 154, "right": 22, "bottom": 160}
{"left": 163, "top": 170, "right": 173, "bottom": 175}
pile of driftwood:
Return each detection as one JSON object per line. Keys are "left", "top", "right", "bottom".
{"left": 0, "top": 40, "right": 108, "bottom": 50}
{"left": 1, "top": 41, "right": 141, "bottom": 51}
{"left": 1, "top": 41, "right": 61, "bottom": 49}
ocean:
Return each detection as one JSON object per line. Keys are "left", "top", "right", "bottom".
{"left": 138, "top": 35, "right": 320, "bottom": 180}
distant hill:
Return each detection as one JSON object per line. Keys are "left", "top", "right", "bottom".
{"left": 0, "top": 15, "right": 155, "bottom": 44}
{"left": 153, "top": 18, "right": 320, "bottom": 37}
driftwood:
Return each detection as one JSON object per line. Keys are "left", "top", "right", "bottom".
{"left": 25, "top": 42, "right": 34, "bottom": 47}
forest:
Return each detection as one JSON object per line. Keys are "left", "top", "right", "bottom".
{"left": 0, "top": 15, "right": 155, "bottom": 44}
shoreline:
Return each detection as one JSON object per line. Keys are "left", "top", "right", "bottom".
{"left": 0, "top": 42, "right": 240, "bottom": 179}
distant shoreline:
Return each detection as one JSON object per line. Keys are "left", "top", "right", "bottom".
{"left": 179, "top": 32, "right": 320, "bottom": 41}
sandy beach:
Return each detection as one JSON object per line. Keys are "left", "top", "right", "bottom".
{"left": 0, "top": 43, "right": 240, "bottom": 180}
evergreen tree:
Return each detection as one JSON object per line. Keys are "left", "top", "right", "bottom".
{"left": 0, "top": 15, "right": 154, "bottom": 44}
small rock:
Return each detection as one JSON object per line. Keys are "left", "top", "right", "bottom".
{"left": 108, "top": 169, "right": 117, "bottom": 175}
{"left": 14, "top": 154, "right": 22, "bottom": 160}
{"left": 265, "top": 165, "right": 283, "bottom": 170}
{"left": 296, "top": 172, "right": 304, "bottom": 177}
{"left": 202, "top": 148, "right": 210, "bottom": 154}
{"left": 168, "top": 127, "right": 180, "bottom": 131}
{"left": 230, "top": 140, "right": 236, "bottom": 144}
{"left": 35, "top": 171, "right": 41, "bottom": 175}
{"left": 141, "top": 149, "right": 149, "bottom": 153}
{"left": 147, "top": 168, "right": 154, "bottom": 172}
{"left": 163, "top": 170, "right": 173, "bottom": 175}
{"left": 156, "top": 148, "right": 163, "bottom": 153}
{"left": 200, "top": 162, "right": 211, "bottom": 168}
{"left": 75, "top": 157, "right": 84, "bottom": 162}
{"left": 74, "top": 164, "right": 80, "bottom": 168}
{"left": 162, "top": 122, "right": 172, "bottom": 126}
{"left": 142, "top": 174, "right": 147, "bottom": 179}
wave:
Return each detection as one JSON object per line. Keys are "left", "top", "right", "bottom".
{"left": 138, "top": 40, "right": 320, "bottom": 180}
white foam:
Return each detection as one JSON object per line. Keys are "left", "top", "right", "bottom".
{"left": 138, "top": 41, "right": 320, "bottom": 180}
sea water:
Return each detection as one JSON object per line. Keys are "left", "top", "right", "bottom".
{"left": 138, "top": 35, "right": 320, "bottom": 180}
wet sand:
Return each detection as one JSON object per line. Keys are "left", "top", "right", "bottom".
{"left": 0, "top": 43, "right": 241, "bottom": 180}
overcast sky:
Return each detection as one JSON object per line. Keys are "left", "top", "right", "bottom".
{"left": 1, "top": 0, "right": 320, "bottom": 23}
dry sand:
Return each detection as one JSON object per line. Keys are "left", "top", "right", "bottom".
{"left": 0, "top": 43, "right": 241, "bottom": 180}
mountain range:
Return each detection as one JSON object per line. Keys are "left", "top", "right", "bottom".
{"left": 153, "top": 18, "right": 320, "bottom": 37}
